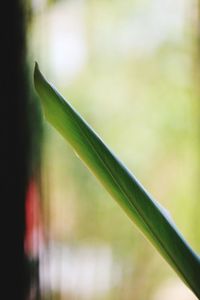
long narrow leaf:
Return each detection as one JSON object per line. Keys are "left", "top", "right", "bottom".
{"left": 34, "top": 62, "right": 200, "bottom": 298}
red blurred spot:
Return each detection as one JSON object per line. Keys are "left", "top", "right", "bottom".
{"left": 25, "top": 178, "right": 43, "bottom": 257}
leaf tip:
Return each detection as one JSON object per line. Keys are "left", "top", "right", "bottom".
{"left": 33, "top": 61, "right": 45, "bottom": 93}
{"left": 34, "top": 61, "right": 40, "bottom": 82}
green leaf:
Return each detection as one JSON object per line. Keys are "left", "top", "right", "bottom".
{"left": 34, "top": 62, "right": 200, "bottom": 298}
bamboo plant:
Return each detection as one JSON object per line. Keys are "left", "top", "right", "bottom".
{"left": 34, "top": 62, "right": 200, "bottom": 298}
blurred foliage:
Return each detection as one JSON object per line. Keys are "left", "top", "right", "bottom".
{"left": 29, "top": 0, "right": 200, "bottom": 299}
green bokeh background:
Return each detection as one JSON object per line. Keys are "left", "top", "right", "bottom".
{"left": 29, "top": 0, "right": 200, "bottom": 299}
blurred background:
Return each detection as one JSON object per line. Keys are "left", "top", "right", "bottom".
{"left": 27, "top": 0, "right": 200, "bottom": 299}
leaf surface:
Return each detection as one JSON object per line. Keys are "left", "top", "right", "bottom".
{"left": 34, "top": 63, "right": 200, "bottom": 298}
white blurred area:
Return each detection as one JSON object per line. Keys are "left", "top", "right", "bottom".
{"left": 31, "top": 0, "right": 87, "bottom": 84}
{"left": 40, "top": 243, "right": 122, "bottom": 299}
{"left": 30, "top": 0, "right": 199, "bottom": 299}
